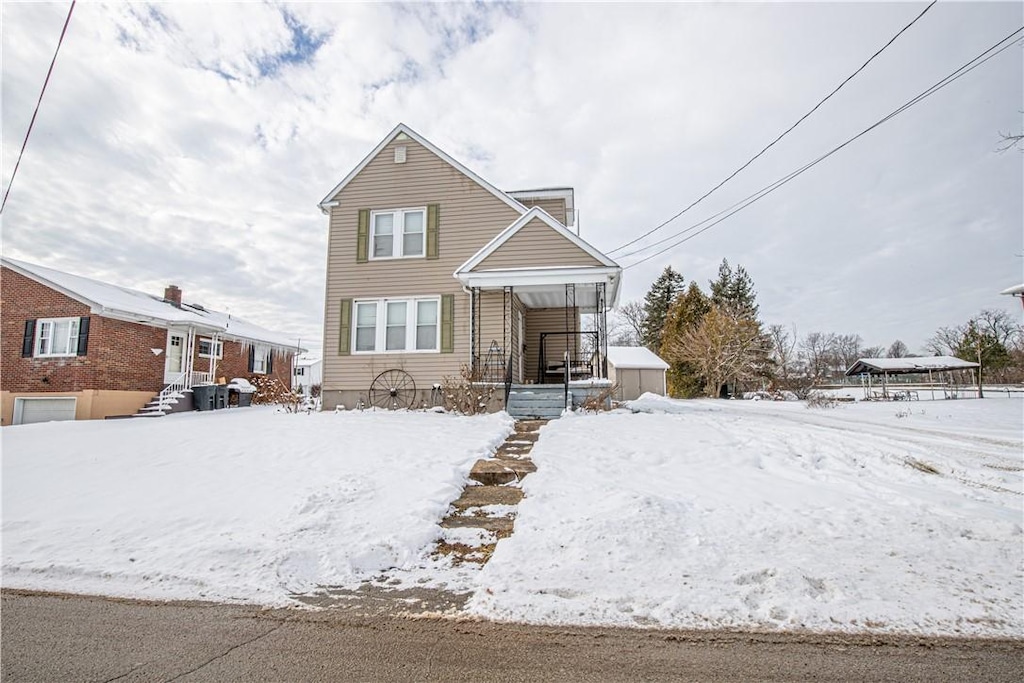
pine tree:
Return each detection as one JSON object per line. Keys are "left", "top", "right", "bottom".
{"left": 709, "top": 259, "right": 759, "bottom": 321}
{"left": 661, "top": 282, "right": 711, "bottom": 397}
{"left": 640, "top": 266, "right": 686, "bottom": 352}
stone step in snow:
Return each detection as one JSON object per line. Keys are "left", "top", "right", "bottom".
{"left": 450, "top": 485, "right": 524, "bottom": 510}
{"left": 469, "top": 460, "right": 519, "bottom": 486}
{"left": 440, "top": 515, "right": 514, "bottom": 534}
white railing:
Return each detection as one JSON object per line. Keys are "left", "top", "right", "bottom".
{"left": 153, "top": 372, "right": 189, "bottom": 412}
{"left": 191, "top": 371, "right": 214, "bottom": 386}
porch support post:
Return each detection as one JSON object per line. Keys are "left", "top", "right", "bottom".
{"left": 470, "top": 287, "right": 477, "bottom": 376}
{"left": 184, "top": 328, "right": 196, "bottom": 388}
{"left": 597, "top": 281, "right": 608, "bottom": 379}
{"left": 209, "top": 332, "right": 218, "bottom": 383}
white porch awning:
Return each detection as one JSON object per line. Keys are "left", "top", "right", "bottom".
{"left": 455, "top": 266, "right": 621, "bottom": 310}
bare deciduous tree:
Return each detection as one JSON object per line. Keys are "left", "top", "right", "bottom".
{"left": 799, "top": 332, "right": 835, "bottom": 382}
{"left": 887, "top": 339, "right": 909, "bottom": 358}
{"left": 767, "top": 323, "right": 797, "bottom": 381}
{"left": 664, "top": 307, "right": 768, "bottom": 398}
{"left": 611, "top": 300, "right": 646, "bottom": 346}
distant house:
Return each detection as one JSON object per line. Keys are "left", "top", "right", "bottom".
{"left": 293, "top": 354, "right": 323, "bottom": 396}
{"left": 1, "top": 258, "right": 303, "bottom": 425}
{"left": 318, "top": 123, "right": 622, "bottom": 417}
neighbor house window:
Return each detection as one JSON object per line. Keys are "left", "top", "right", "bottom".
{"left": 295, "top": 367, "right": 306, "bottom": 377}
{"left": 370, "top": 208, "right": 425, "bottom": 259}
{"left": 352, "top": 297, "right": 440, "bottom": 353}
{"left": 35, "top": 317, "right": 79, "bottom": 357}
{"left": 198, "top": 338, "right": 223, "bottom": 359}
{"left": 252, "top": 346, "right": 270, "bottom": 374}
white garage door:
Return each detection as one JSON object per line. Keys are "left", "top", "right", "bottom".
{"left": 14, "top": 398, "right": 77, "bottom": 425}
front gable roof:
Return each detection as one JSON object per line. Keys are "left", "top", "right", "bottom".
{"left": 2, "top": 257, "right": 303, "bottom": 350}
{"left": 455, "top": 207, "right": 619, "bottom": 275}
{"left": 318, "top": 123, "right": 528, "bottom": 216}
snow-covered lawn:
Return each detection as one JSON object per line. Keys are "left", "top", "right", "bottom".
{"left": 1, "top": 408, "right": 512, "bottom": 605}
{"left": 469, "top": 395, "right": 1023, "bottom": 636}
{"left": 3, "top": 396, "right": 1021, "bottom": 637}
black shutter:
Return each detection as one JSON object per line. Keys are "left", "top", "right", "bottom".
{"left": 267, "top": 352, "right": 273, "bottom": 374}
{"left": 247, "top": 346, "right": 255, "bottom": 373}
{"left": 22, "top": 320, "right": 36, "bottom": 357}
{"left": 77, "top": 317, "right": 90, "bottom": 356}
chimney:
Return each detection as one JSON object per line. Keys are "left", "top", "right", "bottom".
{"left": 164, "top": 285, "right": 182, "bottom": 307}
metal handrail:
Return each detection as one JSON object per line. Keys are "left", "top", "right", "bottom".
{"left": 563, "top": 350, "right": 570, "bottom": 411}
{"left": 154, "top": 372, "right": 188, "bottom": 412}
{"left": 504, "top": 351, "right": 514, "bottom": 405}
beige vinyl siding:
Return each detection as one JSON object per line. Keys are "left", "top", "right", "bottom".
{"left": 474, "top": 217, "right": 603, "bottom": 271}
{"left": 523, "top": 307, "right": 580, "bottom": 383}
{"left": 515, "top": 197, "right": 567, "bottom": 226}
{"left": 323, "top": 137, "right": 523, "bottom": 392}
{"left": 475, "top": 292, "right": 525, "bottom": 383}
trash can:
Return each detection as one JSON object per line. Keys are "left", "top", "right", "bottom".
{"left": 192, "top": 384, "right": 216, "bottom": 411}
{"left": 214, "top": 385, "right": 229, "bottom": 409}
{"left": 236, "top": 391, "right": 253, "bottom": 407}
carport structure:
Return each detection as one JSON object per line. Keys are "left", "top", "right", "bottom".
{"left": 844, "top": 356, "right": 981, "bottom": 400}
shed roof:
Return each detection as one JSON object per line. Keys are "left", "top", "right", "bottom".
{"left": 845, "top": 356, "right": 979, "bottom": 376}
{"left": 606, "top": 346, "right": 669, "bottom": 370}
{"left": 3, "top": 257, "right": 303, "bottom": 351}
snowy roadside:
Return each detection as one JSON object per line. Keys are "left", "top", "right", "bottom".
{"left": 468, "top": 395, "right": 1023, "bottom": 637}
{"left": 1, "top": 407, "right": 513, "bottom": 606}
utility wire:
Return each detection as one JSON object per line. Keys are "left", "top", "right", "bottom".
{"left": 620, "top": 25, "right": 1024, "bottom": 270}
{"left": 608, "top": 0, "right": 937, "bottom": 256}
{"left": 1, "top": 1, "right": 76, "bottom": 214}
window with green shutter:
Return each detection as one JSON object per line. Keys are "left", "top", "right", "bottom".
{"left": 440, "top": 293, "right": 454, "bottom": 353}
{"left": 338, "top": 299, "right": 353, "bottom": 355}
{"left": 356, "top": 210, "right": 369, "bottom": 263}
{"left": 426, "top": 203, "right": 440, "bottom": 259}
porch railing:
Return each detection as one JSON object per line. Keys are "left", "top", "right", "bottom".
{"left": 563, "top": 351, "right": 571, "bottom": 412}
{"left": 191, "top": 370, "right": 214, "bottom": 386}
{"left": 504, "top": 352, "right": 514, "bottom": 405}
{"left": 538, "top": 331, "right": 598, "bottom": 384}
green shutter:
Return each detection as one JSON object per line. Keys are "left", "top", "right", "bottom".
{"left": 440, "top": 293, "right": 454, "bottom": 353}
{"left": 338, "top": 299, "right": 353, "bottom": 355}
{"left": 426, "top": 204, "right": 440, "bottom": 260}
{"left": 356, "top": 209, "right": 369, "bottom": 263}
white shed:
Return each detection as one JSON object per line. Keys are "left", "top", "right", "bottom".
{"left": 605, "top": 346, "right": 669, "bottom": 400}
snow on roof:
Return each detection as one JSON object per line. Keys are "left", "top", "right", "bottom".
{"left": 1000, "top": 283, "right": 1024, "bottom": 296}
{"left": 295, "top": 353, "right": 322, "bottom": 366}
{"left": 3, "top": 257, "right": 302, "bottom": 350}
{"left": 845, "top": 356, "right": 979, "bottom": 376}
{"left": 606, "top": 346, "right": 669, "bottom": 370}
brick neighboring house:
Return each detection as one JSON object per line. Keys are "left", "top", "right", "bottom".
{"left": 1, "top": 258, "right": 303, "bottom": 425}
{"left": 318, "top": 123, "right": 622, "bottom": 418}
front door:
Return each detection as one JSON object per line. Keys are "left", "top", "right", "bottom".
{"left": 164, "top": 331, "right": 185, "bottom": 383}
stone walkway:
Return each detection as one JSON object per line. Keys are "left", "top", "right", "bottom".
{"left": 296, "top": 419, "right": 546, "bottom": 614}
{"left": 434, "top": 419, "right": 545, "bottom": 565}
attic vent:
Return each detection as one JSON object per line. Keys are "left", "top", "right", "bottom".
{"left": 394, "top": 146, "right": 407, "bottom": 164}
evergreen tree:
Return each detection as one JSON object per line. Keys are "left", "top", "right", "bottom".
{"left": 709, "top": 259, "right": 759, "bottom": 320}
{"left": 640, "top": 266, "right": 686, "bottom": 352}
{"left": 661, "top": 282, "right": 711, "bottom": 397}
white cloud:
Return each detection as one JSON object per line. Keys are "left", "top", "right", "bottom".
{"left": 2, "top": 1, "right": 1021, "bottom": 354}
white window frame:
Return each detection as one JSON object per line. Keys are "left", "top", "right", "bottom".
{"left": 34, "top": 317, "right": 80, "bottom": 357}
{"left": 351, "top": 296, "right": 440, "bottom": 354}
{"left": 197, "top": 337, "right": 223, "bottom": 359}
{"left": 369, "top": 207, "right": 426, "bottom": 260}
{"left": 252, "top": 345, "right": 270, "bottom": 375}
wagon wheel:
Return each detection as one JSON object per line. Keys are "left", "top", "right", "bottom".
{"left": 368, "top": 369, "right": 416, "bottom": 410}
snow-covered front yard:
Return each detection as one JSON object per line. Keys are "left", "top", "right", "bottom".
{"left": 3, "top": 396, "right": 1021, "bottom": 637}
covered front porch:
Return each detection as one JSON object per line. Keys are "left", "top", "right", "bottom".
{"left": 459, "top": 268, "right": 621, "bottom": 390}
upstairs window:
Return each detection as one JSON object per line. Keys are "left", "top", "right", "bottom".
{"left": 371, "top": 208, "right": 425, "bottom": 259}
{"left": 35, "top": 317, "right": 80, "bottom": 357}
{"left": 252, "top": 346, "right": 270, "bottom": 374}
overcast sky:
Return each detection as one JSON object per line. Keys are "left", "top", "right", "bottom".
{"left": 3, "top": 1, "right": 1022, "bottom": 355}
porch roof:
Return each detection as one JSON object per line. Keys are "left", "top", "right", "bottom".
{"left": 456, "top": 266, "right": 621, "bottom": 310}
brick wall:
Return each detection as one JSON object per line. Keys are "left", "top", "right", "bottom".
{"left": 198, "top": 338, "right": 294, "bottom": 389}
{"left": 1, "top": 267, "right": 167, "bottom": 393}
{"left": 2, "top": 266, "right": 295, "bottom": 394}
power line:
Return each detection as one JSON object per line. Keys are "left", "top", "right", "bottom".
{"left": 608, "top": 1, "right": 938, "bottom": 256}
{"left": 1, "top": 1, "right": 76, "bottom": 214}
{"left": 621, "top": 25, "right": 1024, "bottom": 271}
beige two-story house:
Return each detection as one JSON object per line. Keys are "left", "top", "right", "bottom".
{"left": 319, "top": 124, "right": 621, "bottom": 418}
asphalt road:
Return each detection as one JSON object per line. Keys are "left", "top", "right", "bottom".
{"left": 3, "top": 590, "right": 1022, "bottom": 682}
